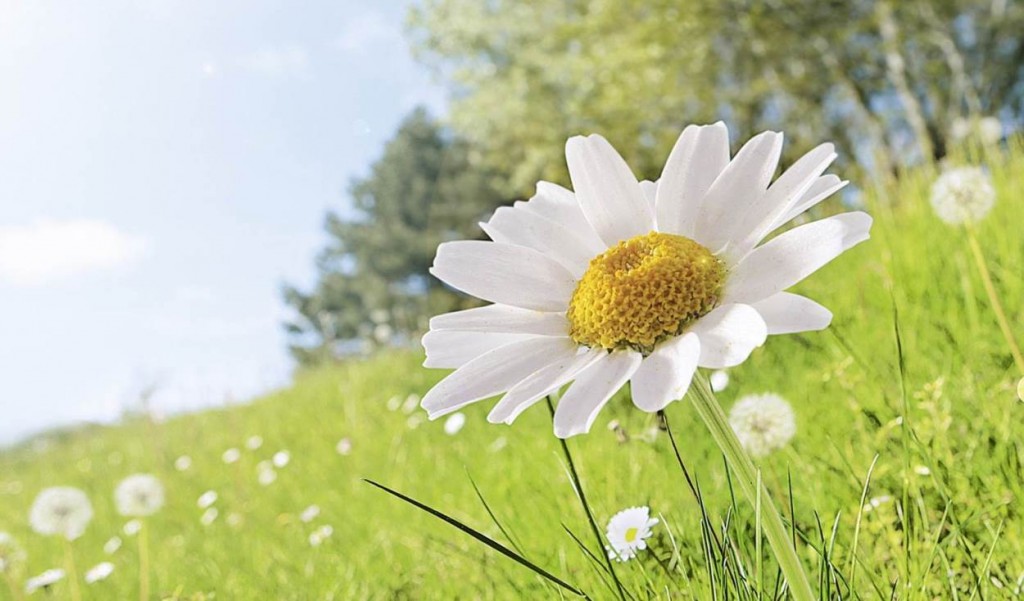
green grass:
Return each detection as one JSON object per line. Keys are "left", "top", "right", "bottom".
{"left": 2, "top": 140, "right": 1024, "bottom": 599}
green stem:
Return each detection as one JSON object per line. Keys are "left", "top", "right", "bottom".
{"left": 965, "top": 225, "right": 1024, "bottom": 374}
{"left": 63, "top": 538, "right": 81, "bottom": 601}
{"left": 688, "top": 373, "right": 815, "bottom": 601}
{"left": 4, "top": 570, "right": 25, "bottom": 601}
{"left": 139, "top": 520, "right": 150, "bottom": 601}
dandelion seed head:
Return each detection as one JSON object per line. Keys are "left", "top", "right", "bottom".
{"left": 728, "top": 393, "right": 796, "bottom": 457}
{"left": 605, "top": 506, "right": 658, "bottom": 561}
{"left": 29, "top": 487, "right": 93, "bottom": 540}
{"left": 930, "top": 166, "right": 995, "bottom": 225}
{"left": 84, "top": 562, "right": 114, "bottom": 584}
{"left": 115, "top": 474, "right": 165, "bottom": 517}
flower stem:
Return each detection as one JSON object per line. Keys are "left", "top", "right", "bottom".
{"left": 688, "top": 373, "right": 815, "bottom": 601}
{"left": 139, "top": 520, "right": 151, "bottom": 601}
{"left": 547, "top": 397, "right": 628, "bottom": 601}
{"left": 4, "top": 571, "right": 25, "bottom": 601}
{"left": 965, "top": 225, "right": 1024, "bottom": 374}
{"left": 62, "top": 538, "right": 81, "bottom": 601}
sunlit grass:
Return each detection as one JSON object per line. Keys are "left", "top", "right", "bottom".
{"left": 1, "top": 140, "right": 1022, "bottom": 599}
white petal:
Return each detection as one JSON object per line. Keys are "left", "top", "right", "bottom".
{"left": 772, "top": 175, "right": 848, "bottom": 229}
{"left": 690, "top": 304, "right": 768, "bottom": 369}
{"left": 487, "top": 347, "right": 605, "bottom": 424}
{"left": 726, "top": 143, "right": 837, "bottom": 261}
{"left": 480, "top": 206, "right": 600, "bottom": 277}
{"left": 422, "top": 330, "right": 533, "bottom": 368}
{"left": 565, "top": 135, "right": 654, "bottom": 247}
{"left": 639, "top": 179, "right": 658, "bottom": 217}
{"left": 693, "top": 131, "right": 784, "bottom": 251}
{"left": 630, "top": 333, "right": 700, "bottom": 412}
{"left": 553, "top": 350, "right": 642, "bottom": 438}
{"left": 724, "top": 212, "right": 872, "bottom": 304}
{"left": 431, "top": 241, "right": 576, "bottom": 311}
{"left": 524, "top": 182, "right": 607, "bottom": 251}
{"left": 751, "top": 292, "right": 833, "bottom": 335}
{"left": 422, "top": 336, "right": 578, "bottom": 418}
{"left": 656, "top": 122, "right": 730, "bottom": 237}
{"left": 429, "top": 304, "right": 568, "bottom": 336}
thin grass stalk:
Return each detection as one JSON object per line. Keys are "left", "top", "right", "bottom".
{"left": 964, "top": 225, "right": 1024, "bottom": 373}
{"left": 62, "top": 538, "right": 81, "bottom": 601}
{"left": 687, "top": 372, "right": 815, "bottom": 601}
{"left": 139, "top": 520, "right": 151, "bottom": 601}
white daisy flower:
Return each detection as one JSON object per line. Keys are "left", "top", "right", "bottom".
{"left": 421, "top": 124, "right": 870, "bottom": 437}
{"left": 300, "top": 505, "right": 321, "bottom": 523}
{"left": 930, "top": 166, "right": 995, "bottom": 225}
{"left": 103, "top": 536, "right": 122, "bottom": 555}
{"left": 200, "top": 508, "right": 219, "bottom": 526}
{"left": 728, "top": 393, "right": 797, "bottom": 457}
{"left": 0, "top": 532, "right": 26, "bottom": 573}
{"left": 221, "top": 448, "right": 241, "bottom": 464}
{"left": 123, "top": 520, "right": 142, "bottom": 537}
{"left": 115, "top": 474, "right": 165, "bottom": 517}
{"left": 196, "top": 490, "right": 218, "bottom": 509}
{"left": 29, "top": 487, "right": 93, "bottom": 540}
{"left": 335, "top": 437, "right": 353, "bottom": 455}
{"left": 174, "top": 455, "right": 192, "bottom": 471}
{"left": 401, "top": 393, "right": 421, "bottom": 413}
{"left": 257, "top": 462, "right": 277, "bottom": 486}
{"left": 443, "top": 412, "right": 466, "bottom": 435}
{"left": 272, "top": 451, "right": 290, "bottom": 468}
{"left": 605, "top": 506, "right": 659, "bottom": 561}
{"left": 308, "top": 524, "right": 334, "bottom": 547}
{"left": 226, "top": 512, "right": 244, "bottom": 528}
{"left": 84, "top": 562, "right": 114, "bottom": 584}
{"left": 25, "top": 568, "right": 65, "bottom": 593}
{"left": 386, "top": 395, "right": 402, "bottom": 411}
{"left": 709, "top": 370, "right": 730, "bottom": 392}
{"left": 246, "top": 435, "right": 264, "bottom": 451}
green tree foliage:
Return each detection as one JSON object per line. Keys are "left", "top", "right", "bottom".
{"left": 409, "top": 0, "right": 1024, "bottom": 193}
{"left": 282, "top": 108, "right": 505, "bottom": 365}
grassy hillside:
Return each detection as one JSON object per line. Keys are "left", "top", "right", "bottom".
{"left": 2, "top": 142, "right": 1024, "bottom": 599}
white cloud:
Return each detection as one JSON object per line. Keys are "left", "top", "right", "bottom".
{"left": 0, "top": 219, "right": 147, "bottom": 286}
{"left": 334, "top": 12, "right": 402, "bottom": 54}
{"left": 240, "top": 46, "right": 309, "bottom": 77}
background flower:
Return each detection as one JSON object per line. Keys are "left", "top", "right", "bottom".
{"left": 29, "top": 487, "right": 93, "bottom": 540}
{"left": 729, "top": 393, "right": 797, "bottom": 457}
{"left": 115, "top": 474, "right": 165, "bottom": 517}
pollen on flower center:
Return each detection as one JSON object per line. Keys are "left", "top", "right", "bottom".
{"left": 567, "top": 231, "right": 725, "bottom": 354}
{"left": 624, "top": 527, "right": 638, "bottom": 543}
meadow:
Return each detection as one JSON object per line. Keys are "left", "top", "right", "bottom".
{"left": 1, "top": 141, "right": 1023, "bottom": 599}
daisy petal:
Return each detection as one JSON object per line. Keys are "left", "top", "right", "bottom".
{"left": 481, "top": 206, "right": 600, "bottom": 277}
{"left": 656, "top": 122, "right": 730, "bottom": 237}
{"left": 422, "top": 336, "right": 578, "bottom": 418}
{"left": 724, "top": 212, "right": 872, "bottom": 305}
{"left": 751, "top": 292, "right": 833, "bottom": 335}
{"left": 431, "top": 241, "right": 576, "bottom": 311}
{"left": 640, "top": 179, "right": 658, "bottom": 216}
{"left": 524, "top": 182, "right": 607, "bottom": 251}
{"left": 487, "top": 347, "right": 605, "bottom": 424}
{"left": 553, "top": 350, "right": 642, "bottom": 438}
{"left": 727, "top": 143, "right": 837, "bottom": 260}
{"left": 630, "top": 333, "right": 700, "bottom": 412}
{"left": 422, "top": 330, "right": 533, "bottom": 368}
{"left": 693, "top": 131, "right": 784, "bottom": 251}
{"left": 772, "top": 175, "right": 848, "bottom": 229}
{"left": 566, "top": 134, "right": 654, "bottom": 247}
{"left": 690, "top": 304, "right": 768, "bottom": 369}
{"left": 429, "top": 304, "right": 568, "bottom": 336}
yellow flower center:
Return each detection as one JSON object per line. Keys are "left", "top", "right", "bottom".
{"left": 567, "top": 231, "right": 725, "bottom": 354}
{"left": 624, "top": 527, "right": 639, "bottom": 543}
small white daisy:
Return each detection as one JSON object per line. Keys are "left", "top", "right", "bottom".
{"left": 103, "top": 536, "right": 122, "bottom": 554}
{"left": 914, "top": 465, "right": 931, "bottom": 476}
{"left": 605, "top": 506, "right": 659, "bottom": 561}
{"left": 200, "top": 508, "right": 219, "bottom": 526}
{"left": 710, "top": 370, "right": 730, "bottom": 392}
{"left": 196, "top": 490, "right": 218, "bottom": 509}
{"left": 300, "top": 505, "right": 321, "bottom": 523}
{"left": 257, "top": 462, "right": 277, "bottom": 486}
{"left": 222, "top": 448, "right": 241, "bottom": 464}
{"left": 401, "top": 393, "right": 421, "bottom": 413}
{"left": 84, "top": 562, "right": 114, "bottom": 584}
{"left": 443, "top": 412, "right": 466, "bottom": 435}
{"left": 25, "top": 568, "right": 65, "bottom": 593}
{"left": 246, "top": 435, "right": 264, "bottom": 451}
{"left": 421, "top": 124, "right": 869, "bottom": 437}
{"left": 308, "top": 524, "right": 334, "bottom": 547}
{"left": 115, "top": 474, "right": 165, "bottom": 517}
{"left": 0, "top": 532, "right": 26, "bottom": 573}
{"left": 123, "top": 520, "right": 142, "bottom": 537}
{"left": 930, "top": 166, "right": 995, "bottom": 225}
{"left": 386, "top": 395, "right": 402, "bottom": 411}
{"left": 226, "top": 513, "right": 244, "bottom": 529}
{"left": 174, "top": 455, "right": 192, "bottom": 471}
{"left": 272, "top": 451, "right": 290, "bottom": 468}
{"left": 728, "top": 393, "right": 797, "bottom": 457}
{"left": 335, "top": 437, "right": 353, "bottom": 455}
{"left": 29, "top": 487, "right": 93, "bottom": 540}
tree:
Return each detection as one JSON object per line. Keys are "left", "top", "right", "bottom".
{"left": 409, "top": 0, "right": 1024, "bottom": 194}
{"left": 282, "top": 108, "right": 507, "bottom": 365}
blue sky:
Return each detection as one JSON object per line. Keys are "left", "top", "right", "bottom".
{"left": 0, "top": 0, "right": 444, "bottom": 443}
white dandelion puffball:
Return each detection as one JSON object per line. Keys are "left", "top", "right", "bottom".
{"left": 115, "top": 474, "right": 165, "bottom": 517}
{"left": 25, "top": 568, "right": 65, "bottom": 593}
{"left": 710, "top": 370, "right": 730, "bottom": 392}
{"left": 246, "top": 435, "right": 264, "bottom": 451}
{"left": 29, "top": 487, "right": 93, "bottom": 540}
{"left": 605, "top": 506, "right": 659, "bottom": 562}
{"left": 200, "top": 508, "right": 219, "bottom": 526}
{"left": 123, "top": 519, "right": 142, "bottom": 536}
{"left": 272, "top": 450, "right": 290, "bottom": 468}
{"left": 0, "top": 532, "right": 26, "bottom": 573}
{"left": 103, "top": 536, "right": 122, "bottom": 554}
{"left": 728, "top": 393, "right": 797, "bottom": 457}
{"left": 300, "top": 505, "right": 321, "bottom": 523}
{"left": 420, "top": 124, "right": 870, "bottom": 437}
{"left": 174, "top": 455, "right": 192, "bottom": 471}
{"left": 85, "top": 562, "right": 114, "bottom": 584}
{"left": 335, "top": 437, "right": 353, "bottom": 455}
{"left": 222, "top": 448, "right": 241, "bottom": 464}
{"left": 196, "top": 490, "right": 218, "bottom": 509}
{"left": 930, "top": 166, "right": 995, "bottom": 225}
{"left": 443, "top": 412, "right": 466, "bottom": 435}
